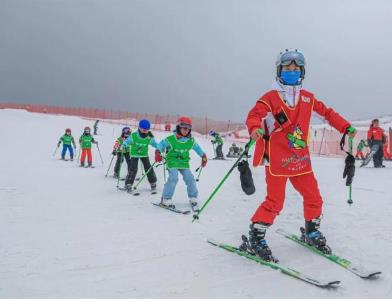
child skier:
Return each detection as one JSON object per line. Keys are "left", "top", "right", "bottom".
{"left": 209, "top": 130, "right": 224, "bottom": 159}
{"left": 242, "top": 49, "right": 356, "bottom": 261}
{"left": 120, "top": 119, "right": 158, "bottom": 193}
{"left": 79, "top": 126, "right": 98, "bottom": 167}
{"left": 355, "top": 139, "right": 367, "bottom": 160}
{"left": 227, "top": 143, "right": 241, "bottom": 157}
{"left": 112, "top": 127, "right": 132, "bottom": 178}
{"left": 57, "top": 128, "right": 77, "bottom": 161}
{"left": 156, "top": 117, "right": 207, "bottom": 210}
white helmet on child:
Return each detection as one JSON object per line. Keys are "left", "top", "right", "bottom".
{"left": 276, "top": 48, "right": 306, "bottom": 81}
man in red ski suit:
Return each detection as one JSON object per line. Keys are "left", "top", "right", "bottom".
{"left": 241, "top": 49, "right": 356, "bottom": 262}
{"left": 367, "top": 119, "right": 386, "bottom": 167}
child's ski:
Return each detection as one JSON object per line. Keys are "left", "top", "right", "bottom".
{"left": 152, "top": 203, "right": 190, "bottom": 215}
{"left": 207, "top": 239, "right": 340, "bottom": 288}
{"left": 276, "top": 228, "right": 381, "bottom": 279}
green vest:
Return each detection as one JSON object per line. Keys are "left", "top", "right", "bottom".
{"left": 130, "top": 132, "right": 151, "bottom": 157}
{"left": 117, "top": 137, "right": 130, "bottom": 153}
{"left": 357, "top": 140, "right": 366, "bottom": 151}
{"left": 215, "top": 135, "right": 223, "bottom": 145}
{"left": 80, "top": 134, "right": 93, "bottom": 149}
{"left": 61, "top": 134, "right": 74, "bottom": 145}
{"left": 165, "top": 135, "right": 195, "bottom": 169}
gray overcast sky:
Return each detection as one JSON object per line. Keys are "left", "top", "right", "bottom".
{"left": 0, "top": 0, "right": 391, "bottom": 122}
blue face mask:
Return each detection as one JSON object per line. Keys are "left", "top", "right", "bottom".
{"left": 280, "top": 70, "right": 301, "bottom": 85}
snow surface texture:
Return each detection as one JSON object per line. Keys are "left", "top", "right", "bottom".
{"left": 0, "top": 109, "right": 390, "bottom": 299}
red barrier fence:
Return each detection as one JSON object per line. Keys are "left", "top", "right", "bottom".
{"left": 0, "top": 102, "right": 244, "bottom": 136}
{"left": 1, "top": 102, "right": 391, "bottom": 157}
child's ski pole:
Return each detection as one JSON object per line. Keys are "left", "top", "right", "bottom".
{"left": 116, "top": 152, "right": 124, "bottom": 188}
{"left": 76, "top": 148, "right": 81, "bottom": 163}
{"left": 133, "top": 161, "right": 158, "bottom": 192}
{"left": 53, "top": 145, "right": 60, "bottom": 157}
{"left": 96, "top": 143, "right": 104, "bottom": 165}
{"left": 105, "top": 154, "right": 115, "bottom": 177}
{"left": 195, "top": 165, "right": 203, "bottom": 182}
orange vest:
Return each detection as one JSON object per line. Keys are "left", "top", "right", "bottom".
{"left": 254, "top": 89, "right": 315, "bottom": 177}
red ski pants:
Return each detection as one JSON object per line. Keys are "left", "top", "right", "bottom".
{"left": 251, "top": 167, "right": 323, "bottom": 224}
{"left": 355, "top": 151, "right": 364, "bottom": 159}
{"left": 80, "top": 148, "right": 92, "bottom": 164}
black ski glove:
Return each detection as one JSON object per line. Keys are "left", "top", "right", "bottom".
{"left": 237, "top": 160, "right": 256, "bottom": 195}
{"left": 343, "top": 154, "right": 355, "bottom": 186}
{"left": 148, "top": 131, "right": 154, "bottom": 138}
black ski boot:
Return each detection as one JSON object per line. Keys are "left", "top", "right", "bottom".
{"left": 80, "top": 162, "right": 85, "bottom": 167}
{"left": 125, "top": 184, "right": 133, "bottom": 194}
{"left": 240, "top": 222, "right": 277, "bottom": 262}
{"left": 301, "top": 217, "right": 332, "bottom": 254}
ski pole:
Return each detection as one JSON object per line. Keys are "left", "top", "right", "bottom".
{"left": 347, "top": 136, "right": 354, "bottom": 205}
{"left": 162, "top": 155, "right": 167, "bottom": 184}
{"left": 53, "top": 145, "right": 60, "bottom": 157}
{"left": 136, "top": 159, "right": 144, "bottom": 181}
{"left": 193, "top": 137, "right": 258, "bottom": 222}
{"left": 116, "top": 152, "right": 124, "bottom": 188}
{"left": 76, "top": 148, "right": 81, "bottom": 163}
{"left": 105, "top": 154, "right": 115, "bottom": 177}
{"left": 195, "top": 165, "right": 203, "bottom": 182}
{"left": 96, "top": 143, "right": 104, "bottom": 164}
{"left": 133, "top": 161, "right": 158, "bottom": 191}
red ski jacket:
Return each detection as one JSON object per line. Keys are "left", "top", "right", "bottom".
{"left": 246, "top": 89, "right": 350, "bottom": 176}
{"left": 367, "top": 127, "right": 385, "bottom": 142}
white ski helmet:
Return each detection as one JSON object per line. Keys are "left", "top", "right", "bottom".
{"left": 276, "top": 48, "right": 306, "bottom": 80}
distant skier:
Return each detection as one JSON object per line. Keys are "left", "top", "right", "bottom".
{"left": 93, "top": 120, "right": 99, "bottom": 135}
{"left": 363, "top": 119, "right": 386, "bottom": 168}
{"left": 79, "top": 126, "right": 98, "bottom": 167}
{"left": 57, "top": 128, "right": 77, "bottom": 161}
{"left": 242, "top": 49, "right": 356, "bottom": 261}
{"left": 121, "top": 119, "right": 158, "bottom": 193}
{"left": 156, "top": 117, "right": 207, "bottom": 210}
{"left": 112, "top": 127, "right": 132, "bottom": 178}
{"left": 227, "top": 143, "right": 241, "bottom": 157}
{"left": 209, "top": 130, "right": 224, "bottom": 159}
{"left": 355, "top": 139, "right": 367, "bottom": 160}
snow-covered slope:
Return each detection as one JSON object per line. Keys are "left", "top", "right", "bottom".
{"left": 0, "top": 109, "right": 390, "bottom": 298}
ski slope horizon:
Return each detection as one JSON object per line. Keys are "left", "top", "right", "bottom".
{"left": 0, "top": 109, "right": 391, "bottom": 298}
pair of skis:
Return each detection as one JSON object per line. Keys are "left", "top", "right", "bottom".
{"left": 208, "top": 228, "right": 381, "bottom": 288}
{"left": 152, "top": 201, "right": 199, "bottom": 215}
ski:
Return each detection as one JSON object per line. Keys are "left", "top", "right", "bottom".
{"left": 152, "top": 203, "right": 191, "bottom": 215}
{"left": 276, "top": 228, "right": 381, "bottom": 279}
{"left": 116, "top": 186, "right": 132, "bottom": 193}
{"left": 207, "top": 239, "right": 340, "bottom": 288}
{"left": 133, "top": 189, "right": 157, "bottom": 196}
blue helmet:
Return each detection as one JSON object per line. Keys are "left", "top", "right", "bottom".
{"left": 139, "top": 119, "right": 151, "bottom": 130}
{"left": 209, "top": 130, "right": 216, "bottom": 136}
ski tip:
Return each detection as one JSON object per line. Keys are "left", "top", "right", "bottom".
{"left": 362, "top": 271, "right": 382, "bottom": 279}
{"left": 206, "top": 239, "right": 220, "bottom": 246}
{"left": 324, "top": 280, "right": 341, "bottom": 288}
